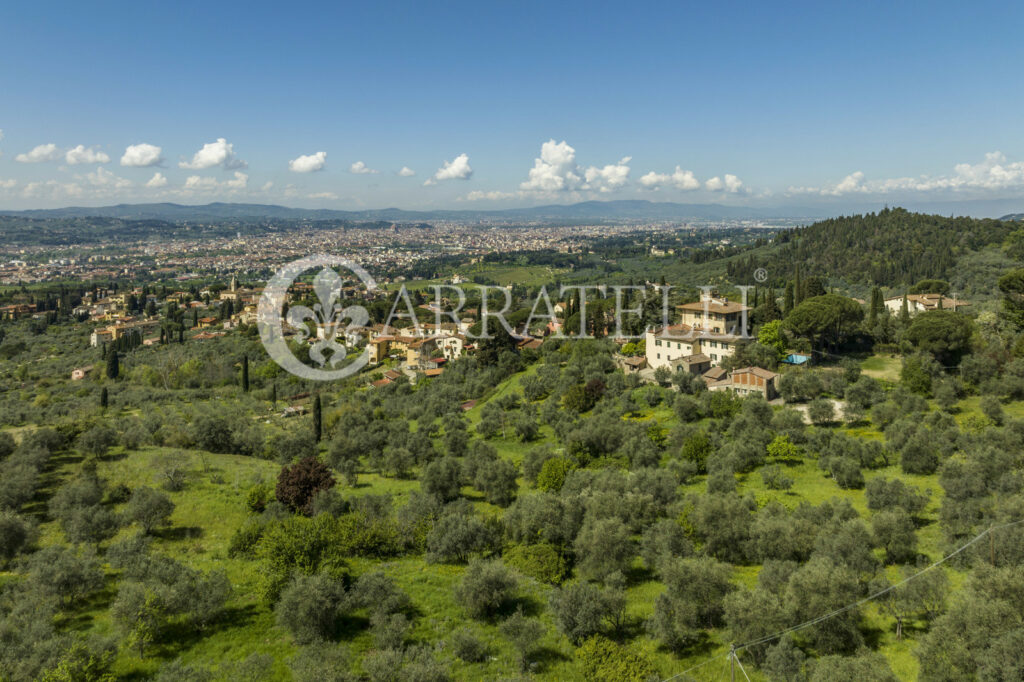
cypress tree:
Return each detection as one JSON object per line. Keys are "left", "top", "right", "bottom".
{"left": 783, "top": 282, "right": 795, "bottom": 316}
{"left": 899, "top": 294, "right": 911, "bottom": 325}
{"left": 241, "top": 355, "right": 250, "bottom": 392}
{"left": 105, "top": 350, "right": 119, "bottom": 380}
{"left": 312, "top": 394, "right": 322, "bottom": 443}
{"left": 100, "top": 386, "right": 108, "bottom": 409}
{"left": 270, "top": 383, "right": 277, "bottom": 405}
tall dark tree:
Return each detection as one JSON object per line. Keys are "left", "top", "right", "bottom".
{"left": 100, "top": 386, "right": 108, "bottom": 409}
{"left": 241, "top": 355, "right": 250, "bottom": 392}
{"left": 105, "top": 350, "right": 119, "bottom": 380}
{"left": 312, "top": 395, "right": 322, "bottom": 443}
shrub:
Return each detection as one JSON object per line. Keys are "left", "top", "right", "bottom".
{"left": 77, "top": 424, "right": 117, "bottom": 457}
{"left": 0, "top": 511, "right": 34, "bottom": 565}
{"left": 245, "top": 482, "right": 274, "bottom": 513}
{"left": 500, "top": 608, "right": 545, "bottom": 672}
{"left": 125, "top": 486, "right": 175, "bottom": 534}
{"left": 276, "top": 457, "right": 336, "bottom": 515}
{"left": 573, "top": 517, "right": 634, "bottom": 583}
{"left": 227, "top": 519, "right": 265, "bottom": 558}
{"left": 640, "top": 519, "right": 693, "bottom": 575}
{"left": 503, "top": 543, "right": 567, "bottom": 584}
{"left": 275, "top": 573, "right": 348, "bottom": 644}
{"left": 420, "top": 457, "right": 463, "bottom": 503}
{"left": 536, "top": 457, "right": 574, "bottom": 492}
{"left": 761, "top": 465, "right": 794, "bottom": 491}
{"left": 426, "top": 512, "right": 498, "bottom": 564}
{"left": 829, "top": 458, "right": 864, "bottom": 490}
{"left": 450, "top": 628, "right": 488, "bottom": 663}
{"left": 576, "top": 635, "right": 658, "bottom": 682}
{"left": 549, "top": 582, "right": 611, "bottom": 644}
{"left": 807, "top": 399, "right": 835, "bottom": 425}
{"left": 474, "top": 457, "right": 519, "bottom": 507}
{"left": 288, "top": 644, "right": 355, "bottom": 682}
{"left": 454, "top": 559, "right": 518, "bottom": 620}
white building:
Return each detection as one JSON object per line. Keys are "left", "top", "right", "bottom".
{"left": 883, "top": 294, "right": 968, "bottom": 316}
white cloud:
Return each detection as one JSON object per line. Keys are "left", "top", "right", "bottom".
{"left": 398, "top": 166, "right": 416, "bottom": 177}
{"left": 260, "top": 181, "right": 274, "bottom": 192}
{"left": 704, "top": 174, "right": 745, "bottom": 193}
{"left": 289, "top": 151, "right": 327, "bottom": 173}
{"left": 0, "top": 179, "right": 16, "bottom": 189}
{"left": 179, "top": 138, "right": 247, "bottom": 170}
{"left": 83, "top": 167, "right": 131, "bottom": 189}
{"left": 520, "top": 140, "right": 583, "bottom": 193}
{"left": 145, "top": 172, "right": 168, "bottom": 188}
{"left": 15, "top": 143, "right": 62, "bottom": 163}
{"left": 226, "top": 171, "right": 248, "bottom": 189}
{"left": 462, "top": 190, "right": 515, "bottom": 201}
{"left": 121, "top": 143, "right": 164, "bottom": 167}
{"left": 350, "top": 160, "right": 378, "bottom": 175}
{"left": 584, "top": 156, "right": 631, "bottom": 193}
{"left": 519, "top": 140, "right": 632, "bottom": 195}
{"left": 307, "top": 191, "right": 338, "bottom": 200}
{"left": 65, "top": 145, "right": 110, "bottom": 165}
{"left": 183, "top": 171, "right": 248, "bottom": 192}
{"left": 788, "top": 151, "right": 1024, "bottom": 197}
{"left": 639, "top": 166, "right": 701, "bottom": 191}
{"left": 425, "top": 153, "right": 473, "bottom": 185}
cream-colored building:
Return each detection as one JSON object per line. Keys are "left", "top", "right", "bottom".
{"left": 676, "top": 297, "right": 750, "bottom": 334}
{"left": 883, "top": 294, "right": 968, "bottom": 316}
{"left": 645, "top": 324, "right": 741, "bottom": 369}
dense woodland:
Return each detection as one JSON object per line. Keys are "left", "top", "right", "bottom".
{"left": 3, "top": 211, "right": 1024, "bottom": 680}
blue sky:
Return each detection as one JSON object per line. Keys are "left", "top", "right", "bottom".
{"left": 1, "top": 0, "right": 1023, "bottom": 211}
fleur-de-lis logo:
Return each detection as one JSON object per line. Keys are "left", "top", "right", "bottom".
{"left": 285, "top": 267, "right": 370, "bottom": 368}
{"left": 258, "top": 255, "right": 378, "bottom": 381}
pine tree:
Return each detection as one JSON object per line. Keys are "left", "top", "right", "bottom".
{"left": 312, "top": 394, "right": 322, "bottom": 443}
{"left": 105, "top": 350, "right": 119, "bottom": 380}
{"left": 241, "top": 355, "right": 250, "bottom": 392}
{"left": 100, "top": 386, "right": 108, "bottom": 409}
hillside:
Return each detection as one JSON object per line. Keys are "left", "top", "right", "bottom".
{"left": 3, "top": 303, "right": 1024, "bottom": 680}
{"left": 721, "top": 207, "right": 1022, "bottom": 291}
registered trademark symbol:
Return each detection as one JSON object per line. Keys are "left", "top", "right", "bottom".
{"left": 754, "top": 267, "right": 768, "bottom": 283}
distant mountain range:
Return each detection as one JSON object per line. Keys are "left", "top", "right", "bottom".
{"left": 2, "top": 199, "right": 1021, "bottom": 223}
{"left": 0, "top": 200, "right": 820, "bottom": 223}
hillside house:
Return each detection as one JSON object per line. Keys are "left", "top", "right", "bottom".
{"left": 884, "top": 294, "right": 968, "bottom": 316}
{"left": 707, "top": 366, "right": 780, "bottom": 400}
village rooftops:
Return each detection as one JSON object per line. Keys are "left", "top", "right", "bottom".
{"left": 884, "top": 293, "right": 969, "bottom": 311}
{"left": 730, "top": 365, "right": 780, "bottom": 380}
